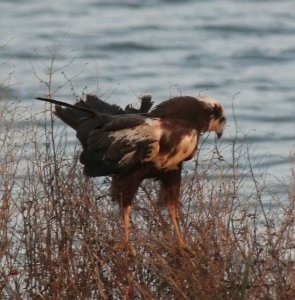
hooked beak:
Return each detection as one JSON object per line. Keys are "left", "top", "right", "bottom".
{"left": 216, "top": 132, "right": 223, "bottom": 139}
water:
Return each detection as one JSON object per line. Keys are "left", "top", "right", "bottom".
{"left": 1, "top": 0, "right": 295, "bottom": 178}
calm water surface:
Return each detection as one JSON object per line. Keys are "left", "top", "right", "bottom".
{"left": 1, "top": 0, "right": 295, "bottom": 178}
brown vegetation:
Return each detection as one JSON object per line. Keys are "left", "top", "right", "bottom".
{"left": 0, "top": 95, "right": 294, "bottom": 299}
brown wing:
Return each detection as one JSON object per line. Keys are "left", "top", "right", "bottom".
{"left": 80, "top": 116, "right": 160, "bottom": 177}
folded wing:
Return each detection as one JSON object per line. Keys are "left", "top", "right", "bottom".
{"left": 80, "top": 116, "right": 162, "bottom": 176}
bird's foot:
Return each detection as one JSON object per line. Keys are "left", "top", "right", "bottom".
{"left": 178, "top": 242, "right": 196, "bottom": 257}
{"left": 113, "top": 242, "right": 136, "bottom": 256}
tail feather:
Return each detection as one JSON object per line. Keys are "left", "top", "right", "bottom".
{"left": 36, "top": 94, "right": 154, "bottom": 131}
{"left": 35, "top": 97, "right": 94, "bottom": 114}
{"left": 36, "top": 97, "right": 97, "bottom": 130}
{"left": 54, "top": 105, "right": 80, "bottom": 130}
{"left": 85, "top": 94, "right": 125, "bottom": 115}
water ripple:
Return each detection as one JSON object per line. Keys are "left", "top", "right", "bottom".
{"left": 100, "top": 41, "right": 158, "bottom": 52}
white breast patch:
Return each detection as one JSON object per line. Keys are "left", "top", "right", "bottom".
{"left": 153, "top": 129, "right": 198, "bottom": 170}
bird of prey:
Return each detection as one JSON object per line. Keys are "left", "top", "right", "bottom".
{"left": 36, "top": 94, "right": 226, "bottom": 253}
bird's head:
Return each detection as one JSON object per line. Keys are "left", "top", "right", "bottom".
{"left": 200, "top": 96, "right": 226, "bottom": 139}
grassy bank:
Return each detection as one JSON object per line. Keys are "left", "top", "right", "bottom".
{"left": 0, "top": 97, "right": 294, "bottom": 299}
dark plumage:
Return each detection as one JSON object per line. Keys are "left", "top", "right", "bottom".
{"left": 36, "top": 94, "right": 226, "bottom": 253}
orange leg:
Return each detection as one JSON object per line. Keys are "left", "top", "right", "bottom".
{"left": 123, "top": 205, "right": 132, "bottom": 246}
{"left": 111, "top": 173, "right": 144, "bottom": 255}
{"left": 168, "top": 203, "right": 186, "bottom": 248}
{"left": 113, "top": 205, "right": 135, "bottom": 255}
{"left": 158, "top": 169, "right": 188, "bottom": 248}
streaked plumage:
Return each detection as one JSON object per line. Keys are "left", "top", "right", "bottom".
{"left": 36, "top": 94, "right": 226, "bottom": 253}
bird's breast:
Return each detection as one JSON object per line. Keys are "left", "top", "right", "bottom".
{"left": 152, "top": 128, "right": 198, "bottom": 170}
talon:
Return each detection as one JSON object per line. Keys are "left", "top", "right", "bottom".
{"left": 178, "top": 239, "right": 186, "bottom": 249}
{"left": 180, "top": 244, "right": 196, "bottom": 257}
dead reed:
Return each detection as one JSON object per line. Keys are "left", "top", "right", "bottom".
{"left": 0, "top": 94, "right": 294, "bottom": 299}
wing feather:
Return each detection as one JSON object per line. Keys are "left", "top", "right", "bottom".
{"left": 80, "top": 116, "right": 162, "bottom": 176}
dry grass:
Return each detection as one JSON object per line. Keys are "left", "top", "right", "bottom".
{"left": 1, "top": 95, "right": 294, "bottom": 300}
